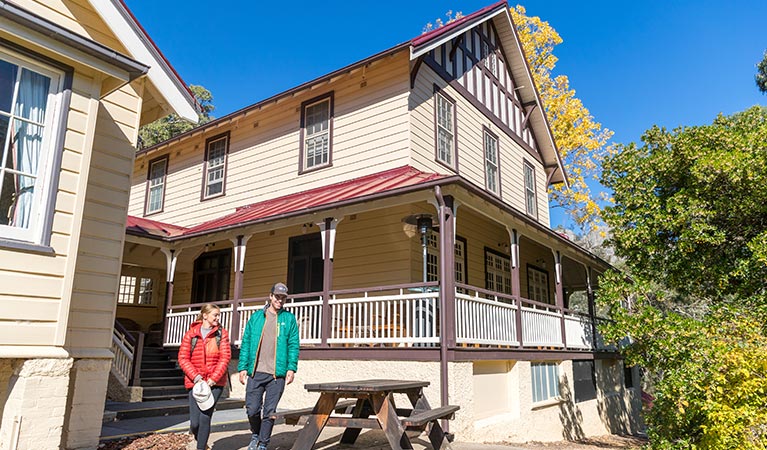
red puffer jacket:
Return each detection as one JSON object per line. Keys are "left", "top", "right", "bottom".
{"left": 177, "top": 321, "right": 232, "bottom": 389}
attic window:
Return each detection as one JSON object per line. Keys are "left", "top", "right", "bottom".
{"left": 300, "top": 92, "right": 334, "bottom": 173}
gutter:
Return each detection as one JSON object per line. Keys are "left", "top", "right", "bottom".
{"left": 0, "top": 0, "right": 148, "bottom": 80}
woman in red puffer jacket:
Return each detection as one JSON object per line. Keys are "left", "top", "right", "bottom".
{"left": 177, "top": 304, "right": 231, "bottom": 450}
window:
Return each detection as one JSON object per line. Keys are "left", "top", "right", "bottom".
{"left": 485, "top": 249, "right": 511, "bottom": 295}
{"left": 527, "top": 265, "right": 550, "bottom": 304}
{"left": 288, "top": 233, "right": 324, "bottom": 295}
{"left": 434, "top": 89, "right": 456, "bottom": 170}
{"left": 425, "top": 232, "right": 467, "bottom": 283}
{"left": 117, "top": 275, "right": 155, "bottom": 305}
{"left": 523, "top": 161, "right": 537, "bottom": 217}
{"left": 0, "top": 48, "right": 66, "bottom": 244}
{"left": 624, "top": 364, "right": 635, "bottom": 388}
{"left": 202, "top": 132, "right": 228, "bottom": 199}
{"left": 191, "top": 249, "right": 231, "bottom": 303}
{"left": 300, "top": 93, "right": 333, "bottom": 172}
{"left": 573, "top": 361, "right": 597, "bottom": 403}
{"left": 531, "top": 362, "right": 560, "bottom": 403}
{"left": 483, "top": 128, "right": 499, "bottom": 195}
{"left": 144, "top": 155, "right": 167, "bottom": 214}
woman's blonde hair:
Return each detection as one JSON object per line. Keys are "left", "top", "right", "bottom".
{"left": 196, "top": 303, "right": 220, "bottom": 322}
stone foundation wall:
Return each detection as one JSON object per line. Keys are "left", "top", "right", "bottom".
{"left": 0, "top": 358, "right": 73, "bottom": 450}
{"left": 63, "top": 359, "right": 112, "bottom": 449}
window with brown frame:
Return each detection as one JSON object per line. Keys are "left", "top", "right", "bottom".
{"left": 191, "top": 249, "right": 231, "bottom": 303}
{"left": 523, "top": 161, "right": 538, "bottom": 218}
{"left": 434, "top": 87, "right": 457, "bottom": 171}
{"left": 202, "top": 132, "right": 228, "bottom": 200}
{"left": 299, "top": 92, "right": 333, "bottom": 173}
{"left": 426, "top": 233, "right": 467, "bottom": 283}
{"left": 144, "top": 155, "right": 168, "bottom": 215}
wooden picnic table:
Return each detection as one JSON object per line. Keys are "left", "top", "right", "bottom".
{"left": 285, "top": 379, "right": 458, "bottom": 450}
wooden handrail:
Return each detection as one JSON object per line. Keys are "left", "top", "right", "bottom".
{"left": 330, "top": 282, "right": 439, "bottom": 296}
{"left": 113, "top": 319, "right": 137, "bottom": 346}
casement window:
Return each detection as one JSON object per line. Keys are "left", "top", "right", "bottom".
{"left": 118, "top": 274, "right": 155, "bottom": 305}
{"left": 573, "top": 361, "right": 597, "bottom": 403}
{"left": 300, "top": 93, "right": 333, "bottom": 172}
{"left": 485, "top": 250, "right": 511, "bottom": 295}
{"left": 145, "top": 156, "right": 167, "bottom": 214}
{"left": 426, "top": 232, "right": 467, "bottom": 284}
{"left": 434, "top": 89, "right": 457, "bottom": 170}
{"left": 523, "top": 161, "right": 537, "bottom": 218}
{"left": 483, "top": 128, "right": 499, "bottom": 195}
{"left": 191, "top": 249, "right": 232, "bottom": 303}
{"left": 531, "top": 362, "right": 560, "bottom": 403}
{"left": 527, "top": 265, "right": 550, "bottom": 304}
{"left": 0, "top": 48, "right": 67, "bottom": 245}
{"left": 203, "top": 132, "right": 228, "bottom": 199}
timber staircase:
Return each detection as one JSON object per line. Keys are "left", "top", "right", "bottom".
{"left": 138, "top": 346, "right": 187, "bottom": 401}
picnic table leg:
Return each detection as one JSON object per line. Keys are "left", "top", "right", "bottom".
{"left": 290, "top": 393, "right": 338, "bottom": 450}
{"left": 426, "top": 420, "right": 453, "bottom": 450}
{"left": 406, "top": 388, "right": 431, "bottom": 412}
{"left": 371, "top": 392, "right": 413, "bottom": 450}
{"left": 340, "top": 396, "right": 374, "bottom": 444}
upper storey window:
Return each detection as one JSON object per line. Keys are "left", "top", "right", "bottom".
{"left": 523, "top": 161, "right": 538, "bottom": 218}
{"left": 435, "top": 89, "right": 457, "bottom": 170}
{"left": 300, "top": 92, "right": 333, "bottom": 173}
{"left": 483, "top": 128, "right": 499, "bottom": 195}
{"left": 144, "top": 155, "right": 168, "bottom": 215}
{"left": 0, "top": 48, "right": 65, "bottom": 245}
{"left": 203, "top": 132, "right": 229, "bottom": 200}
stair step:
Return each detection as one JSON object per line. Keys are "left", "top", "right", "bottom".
{"left": 141, "top": 393, "right": 189, "bottom": 401}
{"left": 140, "top": 354, "right": 171, "bottom": 362}
{"left": 106, "top": 398, "right": 245, "bottom": 421}
{"left": 141, "top": 360, "right": 178, "bottom": 368}
{"left": 143, "top": 386, "right": 188, "bottom": 395}
{"left": 140, "top": 376, "right": 185, "bottom": 387}
{"left": 140, "top": 369, "right": 183, "bottom": 379}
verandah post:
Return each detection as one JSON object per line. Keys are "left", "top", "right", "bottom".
{"left": 318, "top": 218, "right": 340, "bottom": 346}
{"left": 230, "top": 234, "right": 251, "bottom": 345}
{"left": 554, "top": 250, "right": 567, "bottom": 349}
{"left": 509, "top": 228, "right": 523, "bottom": 348}
{"left": 161, "top": 248, "right": 180, "bottom": 346}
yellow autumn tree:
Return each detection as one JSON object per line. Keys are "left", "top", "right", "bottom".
{"left": 511, "top": 6, "right": 613, "bottom": 230}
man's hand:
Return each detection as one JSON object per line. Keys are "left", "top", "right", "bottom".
{"left": 286, "top": 370, "right": 295, "bottom": 385}
{"left": 239, "top": 370, "right": 247, "bottom": 385}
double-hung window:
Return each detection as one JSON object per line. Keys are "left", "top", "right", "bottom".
{"left": 0, "top": 48, "right": 65, "bottom": 245}
{"left": 483, "top": 128, "right": 499, "bottom": 195}
{"left": 300, "top": 93, "right": 333, "bottom": 172}
{"left": 527, "top": 265, "right": 550, "bottom": 304}
{"left": 531, "top": 362, "right": 560, "bottom": 403}
{"left": 203, "top": 132, "right": 228, "bottom": 199}
{"left": 145, "top": 155, "right": 167, "bottom": 214}
{"left": 523, "top": 161, "right": 537, "bottom": 218}
{"left": 485, "top": 250, "right": 511, "bottom": 295}
{"left": 435, "top": 89, "right": 456, "bottom": 170}
{"left": 426, "top": 232, "right": 467, "bottom": 284}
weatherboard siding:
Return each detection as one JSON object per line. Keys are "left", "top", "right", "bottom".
{"left": 409, "top": 64, "right": 550, "bottom": 227}
{"left": 129, "top": 52, "right": 412, "bottom": 228}
{"left": 66, "top": 80, "right": 144, "bottom": 351}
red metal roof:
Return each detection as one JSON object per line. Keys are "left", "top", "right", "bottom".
{"left": 185, "top": 166, "right": 449, "bottom": 235}
{"left": 410, "top": 0, "right": 508, "bottom": 48}
{"left": 126, "top": 215, "right": 188, "bottom": 238}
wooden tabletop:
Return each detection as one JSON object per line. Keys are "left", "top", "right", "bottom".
{"left": 303, "top": 379, "right": 430, "bottom": 393}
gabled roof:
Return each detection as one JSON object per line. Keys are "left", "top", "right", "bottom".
{"left": 183, "top": 166, "right": 450, "bottom": 237}
{"left": 126, "top": 215, "right": 188, "bottom": 238}
{"left": 87, "top": 0, "right": 199, "bottom": 122}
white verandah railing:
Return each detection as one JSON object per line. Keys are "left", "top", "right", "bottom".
{"left": 163, "top": 282, "right": 607, "bottom": 351}
{"left": 111, "top": 325, "right": 135, "bottom": 386}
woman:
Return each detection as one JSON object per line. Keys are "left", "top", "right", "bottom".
{"left": 177, "top": 304, "right": 232, "bottom": 450}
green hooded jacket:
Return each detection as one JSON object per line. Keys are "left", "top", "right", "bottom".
{"left": 237, "top": 305, "right": 300, "bottom": 377}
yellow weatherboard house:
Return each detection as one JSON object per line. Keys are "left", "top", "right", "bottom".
{"left": 0, "top": 0, "right": 197, "bottom": 448}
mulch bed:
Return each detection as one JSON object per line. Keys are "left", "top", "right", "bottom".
{"left": 99, "top": 433, "right": 192, "bottom": 450}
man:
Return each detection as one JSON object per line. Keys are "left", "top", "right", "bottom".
{"left": 238, "top": 282, "right": 300, "bottom": 450}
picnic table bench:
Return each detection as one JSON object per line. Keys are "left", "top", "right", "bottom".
{"left": 285, "top": 379, "right": 458, "bottom": 450}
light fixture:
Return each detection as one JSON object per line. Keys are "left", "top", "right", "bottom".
{"left": 402, "top": 214, "right": 434, "bottom": 283}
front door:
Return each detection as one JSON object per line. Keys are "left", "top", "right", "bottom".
{"left": 288, "top": 233, "right": 323, "bottom": 295}
{"left": 191, "top": 249, "right": 232, "bottom": 303}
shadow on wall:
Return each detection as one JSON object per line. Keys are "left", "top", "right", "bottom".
{"left": 597, "top": 389, "right": 640, "bottom": 435}
{"left": 557, "top": 374, "right": 586, "bottom": 441}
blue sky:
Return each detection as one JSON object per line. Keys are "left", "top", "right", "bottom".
{"left": 126, "top": 0, "right": 767, "bottom": 227}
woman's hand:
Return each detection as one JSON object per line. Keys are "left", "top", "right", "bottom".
{"left": 207, "top": 378, "right": 215, "bottom": 387}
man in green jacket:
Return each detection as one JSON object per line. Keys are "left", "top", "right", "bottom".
{"left": 238, "top": 282, "right": 300, "bottom": 450}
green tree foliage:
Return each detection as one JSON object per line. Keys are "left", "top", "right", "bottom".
{"left": 138, "top": 85, "right": 214, "bottom": 149}
{"left": 757, "top": 50, "right": 767, "bottom": 94}
{"left": 599, "top": 106, "right": 767, "bottom": 448}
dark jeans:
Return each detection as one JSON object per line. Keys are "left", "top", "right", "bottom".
{"left": 188, "top": 385, "right": 223, "bottom": 450}
{"left": 246, "top": 372, "right": 286, "bottom": 444}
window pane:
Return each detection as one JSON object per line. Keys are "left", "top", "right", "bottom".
{"left": 139, "top": 278, "right": 153, "bottom": 305}
{"left": 0, "top": 60, "right": 17, "bottom": 113}
{"left": 118, "top": 275, "right": 137, "bottom": 303}
{"left": 147, "top": 159, "right": 166, "bottom": 213}
{"left": 15, "top": 69, "right": 50, "bottom": 123}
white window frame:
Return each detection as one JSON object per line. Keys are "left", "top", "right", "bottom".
{"left": 203, "top": 133, "right": 228, "bottom": 199}
{"left": 531, "top": 362, "right": 561, "bottom": 403}
{"left": 485, "top": 250, "right": 511, "bottom": 295}
{"left": 434, "top": 89, "right": 457, "bottom": 170}
{"left": 523, "top": 161, "right": 538, "bottom": 218}
{"left": 300, "top": 94, "right": 332, "bottom": 172}
{"left": 426, "top": 231, "right": 466, "bottom": 284}
{"left": 118, "top": 270, "right": 157, "bottom": 306}
{"left": 483, "top": 128, "right": 499, "bottom": 195}
{"left": 144, "top": 156, "right": 167, "bottom": 215}
{"left": 0, "top": 47, "right": 65, "bottom": 245}
{"left": 527, "top": 265, "right": 550, "bottom": 304}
